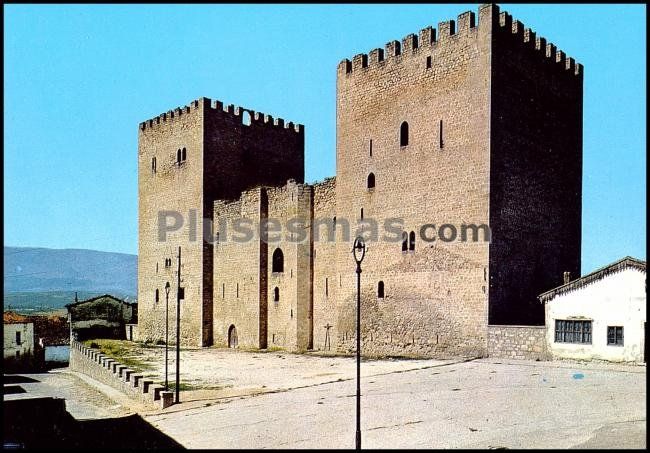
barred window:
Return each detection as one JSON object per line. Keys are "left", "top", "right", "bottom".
{"left": 554, "top": 319, "right": 591, "bottom": 344}
{"left": 607, "top": 326, "right": 624, "bottom": 346}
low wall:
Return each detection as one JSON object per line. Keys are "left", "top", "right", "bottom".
{"left": 487, "top": 325, "right": 549, "bottom": 360}
{"left": 69, "top": 340, "right": 173, "bottom": 409}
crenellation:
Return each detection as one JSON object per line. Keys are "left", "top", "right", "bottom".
{"left": 401, "top": 33, "right": 418, "bottom": 53}
{"left": 523, "top": 29, "right": 535, "bottom": 48}
{"left": 418, "top": 26, "right": 436, "bottom": 47}
{"left": 499, "top": 11, "right": 512, "bottom": 29}
{"left": 369, "top": 48, "right": 384, "bottom": 65}
{"left": 438, "top": 20, "right": 456, "bottom": 40}
{"left": 456, "top": 11, "right": 476, "bottom": 32}
{"left": 535, "top": 36, "right": 546, "bottom": 52}
{"left": 385, "top": 40, "right": 401, "bottom": 57}
{"left": 352, "top": 53, "right": 368, "bottom": 70}
{"left": 555, "top": 50, "right": 566, "bottom": 65}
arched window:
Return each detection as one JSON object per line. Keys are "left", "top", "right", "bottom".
{"left": 367, "top": 173, "right": 375, "bottom": 189}
{"left": 272, "top": 248, "right": 284, "bottom": 273}
{"left": 182, "top": 147, "right": 187, "bottom": 161}
{"left": 400, "top": 121, "right": 409, "bottom": 147}
{"left": 402, "top": 232, "right": 408, "bottom": 252}
{"left": 274, "top": 287, "right": 280, "bottom": 302}
{"left": 378, "top": 281, "right": 385, "bottom": 298}
{"left": 409, "top": 231, "right": 416, "bottom": 251}
{"left": 177, "top": 149, "right": 181, "bottom": 163}
{"left": 155, "top": 289, "right": 159, "bottom": 303}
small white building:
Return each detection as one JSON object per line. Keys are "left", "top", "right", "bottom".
{"left": 539, "top": 257, "right": 646, "bottom": 363}
{"left": 3, "top": 312, "right": 34, "bottom": 360}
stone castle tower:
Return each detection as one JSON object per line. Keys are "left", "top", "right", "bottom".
{"left": 137, "top": 4, "right": 582, "bottom": 358}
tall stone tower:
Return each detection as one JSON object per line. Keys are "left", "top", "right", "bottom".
{"left": 138, "top": 97, "right": 304, "bottom": 346}
{"left": 335, "top": 4, "right": 582, "bottom": 357}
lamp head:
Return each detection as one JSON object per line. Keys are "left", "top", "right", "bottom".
{"left": 352, "top": 236, "right": 366, "bottom": 263}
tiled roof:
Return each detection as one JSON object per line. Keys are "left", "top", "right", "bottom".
{"left": 3, "top": 311, "right": 31, "bottom": 324}
{"left": 538, "top": 256, "right": 646, "bottom": 303}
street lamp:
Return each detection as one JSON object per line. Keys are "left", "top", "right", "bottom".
{"left": 164, "top": 281, "right": 170, "bottom": 390}
{"left": 175, "top": 246, "right": 182, "bottom": 404}
{"left": 352, "top": 236, "right": 366, "bottom": 450}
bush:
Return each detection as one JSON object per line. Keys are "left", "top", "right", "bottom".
{"left": 155, "top": 339, "right": 166, "bottom": 346}
{"left": 89, "top": 342, "right": 100, "bottom": 349}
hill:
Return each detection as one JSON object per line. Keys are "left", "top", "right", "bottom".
{"left": 4, "top": 247, "right": 137, "bottom": 311}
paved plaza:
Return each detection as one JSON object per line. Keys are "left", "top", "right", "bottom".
{"left": 7, "top": 347, "right": 644, "bottom": 449}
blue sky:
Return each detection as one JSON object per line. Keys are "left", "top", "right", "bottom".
{"left": 4, "top": 4, "right": 646, "bottom": 274}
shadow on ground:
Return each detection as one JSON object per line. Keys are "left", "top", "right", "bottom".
{"left": 3, "top": 397, "right": 183, "bottom": 449}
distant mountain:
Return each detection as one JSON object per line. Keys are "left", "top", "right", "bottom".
{"left": 4, "top": 247, "right": 137, "bottom": 297}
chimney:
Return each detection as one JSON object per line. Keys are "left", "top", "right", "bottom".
{"left": 563, "top": 272, "right": 571, "bottom": 284}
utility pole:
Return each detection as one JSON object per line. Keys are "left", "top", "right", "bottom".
{"left": 175, "top": 246, "right": 181, "bottom": 404}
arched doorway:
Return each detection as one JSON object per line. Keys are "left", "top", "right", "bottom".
{"left": 228, "top": 325, "right": 238, "bottom": 348}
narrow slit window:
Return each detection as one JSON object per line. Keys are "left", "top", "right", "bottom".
{"left": 400, "top": 121, "right": 409, "bottom": 147}
{"left": 360, "top": 208, "right": 364, "bottom": 220}
{"left": 177, "top": 149, "right": 181, "bottom": 163}
{"left": 325, "top": 278, "right": 329, "bottom": 297}
{"left": 439, "top": 120, "right": 444, "bottom": 149}
{"left": 222, "top": 283, "right": 225, "bottom": 299}
{"left": 402, "top": 232, "right": 408, "bottom": 252}
{"left": 236, "top": 283, "right": 239, "bottom": 298}
{"left": 426, "top": 56, "right": 432, "bottom": 69}
{"left": 409, "top": 231, "right": 416, "bottom": 251}
{"left": 274, "top": 287, "right": 280, "bottom": 303}
{"left": 378, "top": 281, "right": 385, "bottom": 298}
{"left": 155, "top": 289, "right": 159, "bottom": 303}
{"left": 182, "top": 147, "right": 187, "bottom": 161}
{"left": 369, "top": 139, "right": 373, "bottom": 157}
{"left": 151, "top": 157, "right": 157, "bottom": 174}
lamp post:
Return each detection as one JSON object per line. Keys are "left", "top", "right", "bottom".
{"left": 352, "top": 236, "right": 366, "bottom": 450}
{"left": 164, "top": 281, "right": 170, "bottom": 390}
{"left": 175, "top": 246, "right": 181, "bottom": 404}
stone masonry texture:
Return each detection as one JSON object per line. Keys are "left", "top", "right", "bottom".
{"left": 137, "top": 4, "right": 583, "bottom": 358}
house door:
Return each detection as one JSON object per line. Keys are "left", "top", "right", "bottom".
{"left": 228, "top": 325, "right": 238, "bottom": 348}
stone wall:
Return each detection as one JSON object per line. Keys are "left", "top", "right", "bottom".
{"left": 138, "top": 97, "right": 304, "bottom": 347}
{"left": 69, "top": 341, "right": 173, "bottom": 409}
{"left": 487, "top": 325, "right": 549, "bottom": 360}
{"left": 334, "top": 6, "right": 495, "bottom": 358}
{"left": 488, "top": 9, "right": 583, "bottom": 326}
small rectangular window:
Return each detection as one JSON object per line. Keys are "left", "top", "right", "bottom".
{"left": 426, "top": 56, "right": 432, "bottom": 69}
{"left": 16, "top": 331, "right": 21, "bottom": 345}
{"left": 607, "top": 326, "right": 624, "bottom": 346}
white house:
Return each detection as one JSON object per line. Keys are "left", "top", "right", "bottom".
{"left": 539, "top": 257, "right": 646, "bottom": 363}
{"left": 3, "top": 312, "right": 34, "bottom": 361}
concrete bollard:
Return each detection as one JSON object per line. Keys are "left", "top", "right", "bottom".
{"left": 111, "top": 362, "right": 120, "bottom": 373}
{"left": 123, "top": 369, "right": 134, "bottom": 382}
{"left": 151, "top": 384, "right": 165, "bottom": 402}
{"left": 116, "top": 365, "right": 127, "bottom": 377}
{"left": 142, "top": 380, "right": 154, "bottom": 394}
{"left": 105, "top": 359, "right": 115, "bottom": 369}
{"left": 160, "top": 391, "right": 174, "bottom": 409}
{"left": 132, "top": 374, "right": 144, "bottom": 388}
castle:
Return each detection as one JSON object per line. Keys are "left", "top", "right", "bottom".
{"left": 136, "top": 4, "right": 583, "bottom": 358}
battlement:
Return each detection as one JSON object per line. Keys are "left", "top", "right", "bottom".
{"left": 337, "top": 4, "right": 581, "bottom": 78}
{"left": 139, "top": 97, "right": 304, "bottom": 134}
{"left": 496, "top": 10, "right": 582, "bottom": 77}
